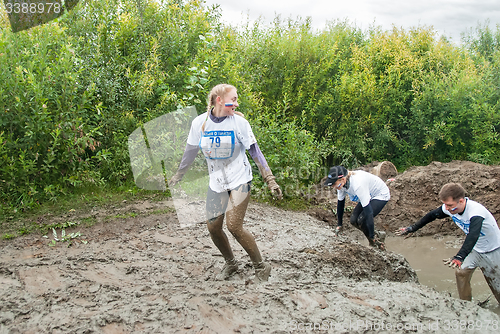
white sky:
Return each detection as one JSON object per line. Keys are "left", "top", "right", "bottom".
{"left": 202, "top": 0, "right": 500, "bottom": 43}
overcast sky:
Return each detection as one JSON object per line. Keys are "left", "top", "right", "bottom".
{"left": 202, "top": 0, "right": 500, "bottom": 43}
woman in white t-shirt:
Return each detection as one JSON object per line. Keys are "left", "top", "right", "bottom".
{"left": 324, "top": 165, "right": 390, "bottom": 250}
{"left": 169, "top": 84, "right": 282, "bottom": 282}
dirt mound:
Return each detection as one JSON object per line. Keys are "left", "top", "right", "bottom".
{"left": 2, "top": 197, "right": 499, "bottom": 333}
{"left": 312, "top": 237, "right": 416, "bottom": 282}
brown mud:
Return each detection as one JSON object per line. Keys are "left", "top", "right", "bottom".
{"left": 1, "top": 161, "right": 500, "bottom": 333}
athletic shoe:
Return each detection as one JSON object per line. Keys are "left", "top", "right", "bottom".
{"left": 376, "top": 230, "right": 386, "bottom": 243}
{"left": 217, "top": 259, "right": 238, "bottom": 280}
{"left": 369, "top": 236, "right": 386, "bottom": 251}
{"left": 254, "top": 261, "right": 272, "bottom": 282}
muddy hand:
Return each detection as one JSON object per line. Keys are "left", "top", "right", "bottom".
{"left": 265, "top": 176, "right": 283, "bottom": 200}
{"left": 270, "top": 184, "right": 283, "bottom": 200}
{"left": 394, "top": 227, "right": 408, "bottom": 236}
{"left": 168, "top": 172, "right": 183, "bottom": 187}
{"left": 443, "top": 257, "right": 462, "bottom": 269}
{"left": 395, "top": 227, "right": 413, "bottom": 239}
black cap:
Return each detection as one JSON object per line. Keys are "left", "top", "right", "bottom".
{"left": 324, "top": 166, "right": 348, "bottom": 186}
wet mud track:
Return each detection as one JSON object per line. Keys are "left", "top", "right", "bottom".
{"left": 1, "top": 195, "right": 499, "bottom": 333}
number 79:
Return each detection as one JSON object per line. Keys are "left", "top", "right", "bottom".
{"left": 210, "top": 137, "right": 221, "bottom": 147}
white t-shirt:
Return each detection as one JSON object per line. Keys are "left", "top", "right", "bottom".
{"left": 337, "top": 170, "right": 390, "bottom": 207}
{"left": 442, "top": 198, "right": 500, "bottom": 253}
{"left": 187, "top": 112, "right": 256, "bottom": 193}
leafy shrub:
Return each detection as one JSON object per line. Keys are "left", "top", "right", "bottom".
{"left": 0, "top": 22, "right": 101, "bottom": 209}
{"left": 1, "top": 0, "right": 500, "bottom": 214}
{"left": 248, "top": 107, "right": 334, "bottom": 200}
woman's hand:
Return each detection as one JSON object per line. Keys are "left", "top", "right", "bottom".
{"left": 265, "top": 176, "right": 283, "bottom": 200}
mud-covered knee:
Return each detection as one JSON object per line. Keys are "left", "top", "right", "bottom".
{"left": 226, "top": 224, "right": 242, "bottom": 238}
{"left": 350, "top": 216, "right": 364, "bottom": 229}
{"left": 349, "top": 215, "right": 358, "bottom": 227}
{"left": 455, "top": 268, "right": 470, "bottom": 279}
{"left": 207, "top": 216, "right": 223, "bottom": 232}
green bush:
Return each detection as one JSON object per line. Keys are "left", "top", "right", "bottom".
{"left": 1, "top": 0, "right": 500, "bottom": 214}
{"left": 0, "top": 22, "right": 100, "bottom": 209}
{"left": 249, "top": 107, "right": 334, "bottom": 200}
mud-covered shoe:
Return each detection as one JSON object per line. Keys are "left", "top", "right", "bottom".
{"left": 375, "top": 230, "right": 386, "bottom": 243}
{"left": 217, "top": 259, "right": 239, "bottom": 280}
{"left": 334, "top": 225, "right": 343, "bottom": 236}
{"left": 369, "top": 236, "right": 386, "bottom": 251}
{"left": 254, "top": 261, "right": 272, "bottom": 282}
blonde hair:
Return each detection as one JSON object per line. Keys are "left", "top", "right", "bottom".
{"left": 206, "top": 84, "right": 236, "bottom": 112}
{"left": 201, "top": 84, "right": 238, "bottom": 132}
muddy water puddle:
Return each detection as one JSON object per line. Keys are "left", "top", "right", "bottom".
{"left": 384, "top": 235, "right": 500, "bottom": 315}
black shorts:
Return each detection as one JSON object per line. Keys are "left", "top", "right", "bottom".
{"left": 206, "top": 182, "right": 251, "bottom": 220}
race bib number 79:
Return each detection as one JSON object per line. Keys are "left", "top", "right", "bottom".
{"left": 200, "top": 131, "right": 235, "bottom": 159}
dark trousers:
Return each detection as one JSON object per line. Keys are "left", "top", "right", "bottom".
{"left": 350, "top": 199, "right": 387, "bottom": 239}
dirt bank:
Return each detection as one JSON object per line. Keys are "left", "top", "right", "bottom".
{"left": 2, "top": 164, "right": 500, "bottom": 334}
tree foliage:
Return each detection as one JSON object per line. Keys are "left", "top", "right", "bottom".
{"left": 1, "top": 0, "right": 500, "bottom": 211}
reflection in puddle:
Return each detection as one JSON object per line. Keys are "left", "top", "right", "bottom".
{"left": 386, "top": 235, "right": 500, "bottom": 316}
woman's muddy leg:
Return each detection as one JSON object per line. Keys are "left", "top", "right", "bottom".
{"left": 226, "top": 185, "right": 272, "bottom": 281}
{"left": 225, "top": 184, "right": 262, "bottom": 263}
{"left": 350, "top": 203, "right": 370, "bottom": 237}
{"left": 351, "top": 203, "right": 371, "bottom": 239}
{"left": 349, "top": 203, "right": 362, "bottom": 228}
{"left": 206, "top": 187, "right": 233, "bottom": 261}
{"left": 225, "top": 182, "right": 271, "bottom": 281}
{"left": 207, "top": 214, "right": 234, "bottom": 261}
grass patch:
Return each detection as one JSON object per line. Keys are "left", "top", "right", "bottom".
{"left": 250, "top": 196, "right": 312, "bottom": 212}
{"left": 151, "top": 207, "right": 177, "bottom": 215}
{"left": 43, "top": 220, "right": 80, "bottom": 233}
{"left": 81, "top": 216, "right": 98, "bottom": 227}
{"left": 273, "top": 198, "right": 311, "bottom": 211}
{"left": 112, "top": 212, "right": 138, "bottom": 219}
